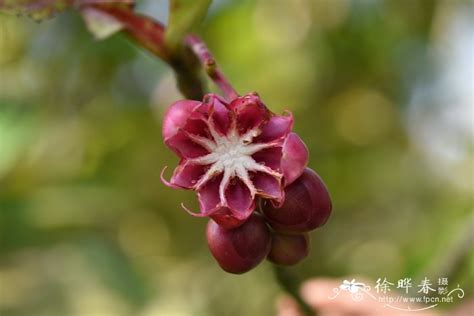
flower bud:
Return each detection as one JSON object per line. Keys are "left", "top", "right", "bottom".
{"left": 261, "top": 168, "right": 332, "bottom": 233}
{"left": 206, "top": 214, "right": 271, "bottom": 274}
{"left": 267, "top": 233, "right": 310, "bottom": 266}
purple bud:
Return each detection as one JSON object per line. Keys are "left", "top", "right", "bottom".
{"left": 261, "top": 167, "right": 332, "bottom": 233}
{"left": 267, "top": 233, "right": 310, "bottom": 266}
{"left": 206, "top": 214, "right": 271, "bottom": 274}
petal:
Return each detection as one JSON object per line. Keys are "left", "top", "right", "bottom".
{"left": 254, "top": 113, "right": 293, "bottom": 143}
{"left": 163, "top": 99, "right": 213, "bottom": 158}
{"left": 252, "top": 147, "right": 283, "bottom": 171}
{"left": 229, "top": 93, "right": 270, "bottom": 134}
{"left": 162, "top": 100, "right": 201, "bottom": 141}
{"left": 205, "top": 94, "right": 232, "bottom": 135}
{"left": 281, "top": 133, "right": 309, "bottom": 186}
{"left": 194, "top": 174, "right": 249, "bottom": 229}
{"left": 183, "top": 118, "right": 210, "bottom": 138}
{"left": 253, "top": 172, "right": 284, "bottom": 202}
{"left": 165, "top": 131, "right": 209, "bottom": 158}
{"left": 210, "top": 208, "right": 247, "bottom": 229}
{"left": 170, "top": 161, "right": 207, "bottom": 189}
{"left": 197, "top": 174, "right": 222, "bottom": 212}
{"left": 225, "top": 178, "right": 255, "bottom": 220}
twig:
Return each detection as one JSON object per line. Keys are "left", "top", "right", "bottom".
{"left": 184, "top": 35, "right": 239, "bottom": 101}
{"left": 88, "top": 4, "right": 169, "bottom": 62}
{"left": 88, "top": 4, "right": 206, "bottom": 100}
{"left": 86, "top": 7, "right": 240, "bottom": 101}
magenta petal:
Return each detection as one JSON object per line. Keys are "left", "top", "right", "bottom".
{"left": 162, "top": 100, "right": 201, "bottom": 141}
{"left": 171, "top": 162, "right": 207, "bottom": 189}
{"left": 253, "top": 172, "right": 283, "bottom": 202}
{"left": 197, "top": 174, "right": 222, "bottom": 213}
{"left": 183, "top": 118, "right": 209, "bottom": 138}
{"left": 281, "top": 133, "right": 309, "bottom": 186}
{"left": 210, "top": 208, "right": 246, "bottom": 229}
{"left": 163, "top": 99, "right": 210, "bottom": 158}
{"left": 229, "top": 93, "right": 270, "bottom": 134}
{"left": 165, "top": 131, "right": 209, "bottom": 158}
{"left": 255, "top": 114, "right": 293, "bottom": 142}
{"left": 225, "top": 179, "right": 255, "bottom": 220}
{"left": 205, "top": 94, "right": 231, "bottom": 135}
{"left": 252, "top": 147, "right": 282, "bottom": 171}
{"left": 205, "top": 178, "right": 256, "bottom": 228}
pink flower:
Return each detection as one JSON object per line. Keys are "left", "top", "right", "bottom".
{"left": 162, "top": 92, "right": 309, "bottom": 229}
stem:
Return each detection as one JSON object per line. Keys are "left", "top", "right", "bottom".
{"left": 184, "top": 35, "right": 239, "bottom": 101}
{"left": 88, "top": 4, "right": 169, "bottom": 62}
{"left": 87, "top": 6, "right": 239, "bottom": 101}
{"left": 273, "top": 265, "right": 316, "bottom": 316}
{"left": 168, "top": 46, "right": 207, "bottom": 100}
{"left": 88, "top": 4, "right": 206, "bottom": 100}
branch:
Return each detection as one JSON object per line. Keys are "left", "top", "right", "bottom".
{"left": 84, "top": 5, "right": 239, "bottom": 101}
{"left": 88, "top": 4, "right": 168, "bottom": 60}
{"left": 87, "top": 4, "right": 206, "bottom": 100}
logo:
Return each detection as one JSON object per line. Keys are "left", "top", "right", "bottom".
{"left": 329, "top": 277, "right": 465, "bottom": 312}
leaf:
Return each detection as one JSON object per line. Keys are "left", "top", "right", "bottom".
{"left": 165, "top": 0, "right": 212, "bottom": 52}
{"left": 0, "top": 0, "right": 133, "bottom": 22}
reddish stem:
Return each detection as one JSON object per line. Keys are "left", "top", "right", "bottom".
{"left": 88, "top": 4, "right": 170, "bottom": 62}
{"left": 84, "top": 6, "right": 238, "bottom": 100}
{"left": 184, "top": 35, "right": 239, "bottom": 101}
{"left": 87, "top": 4, "right": 206, "bottom": 99}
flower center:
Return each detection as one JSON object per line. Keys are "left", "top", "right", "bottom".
{"left": 187, "top": 126, "right": 281, "bottom": 204}
{"left": 214, "top": 135, "right": 253, "bottom": 167}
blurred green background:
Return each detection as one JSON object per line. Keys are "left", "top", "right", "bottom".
{"left": 0, "top": 0, "right": 473, "bottom": 315}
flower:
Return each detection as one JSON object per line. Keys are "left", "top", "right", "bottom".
{"left": 162, "top": 92, "right": 309, "bottom": 229}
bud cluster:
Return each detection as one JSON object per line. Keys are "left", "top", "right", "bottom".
{"left": 162, "top": 92, "right": 332, "bottom": 273}
{"left": 207, "top": 167, "right": 331, "bottom": 273}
